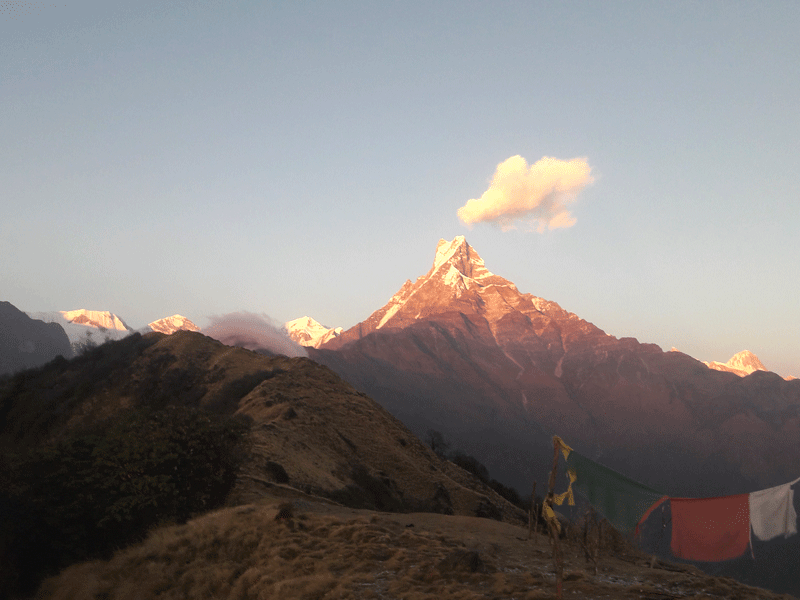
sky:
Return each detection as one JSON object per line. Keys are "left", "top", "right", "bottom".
{"left": 2, "top": 1, "right": 798, "bottom": 377}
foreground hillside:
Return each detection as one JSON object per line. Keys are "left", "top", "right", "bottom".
{"left": 38, "top": 488, "right": 795, "bottom": 600}
{"left": 0, "top": 331, "right": 522, "bottom": 596}
{"left": 1, "top": 330, "right": 520, "bottom": 519}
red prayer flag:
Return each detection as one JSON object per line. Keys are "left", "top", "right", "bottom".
{"left": 670, "top": 494, "right": 750, "bottom": 562}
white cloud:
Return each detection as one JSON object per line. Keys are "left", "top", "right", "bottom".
{"left": 205, "top": 311, "right": 307, "bottom": 358}
{"left": 458, "top": 155, "right": 593, "bottom": 232}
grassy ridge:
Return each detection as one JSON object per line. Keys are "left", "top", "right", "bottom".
{"left": 37, "top": 494, "right": 791, "bottom": 600}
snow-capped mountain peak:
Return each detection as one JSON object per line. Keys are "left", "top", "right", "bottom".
{"left": 367, "top": 236, "right": 519, "bottom": 330}
{"left": 429, "top": 236, "right": 508, "bottom": 285}
{"left": 726, "top": 350, "right": 767, "bottom": 373}
{"left": 323, "top": 236, "right": 581, "bottom": 348}
{"left": 60, "top": 309, "right": 131, "bottom": 331}
{"left": 432, "top": 236, "right": 468, "bottom": 271}
{"left": 285, "top": 316, "right": 342, "bottom": 348}
{"left": 148, "top": 315, "right": 200, "bottom": 334}
{"left": 705, "top": 350, "right": 767, "bottom": 377}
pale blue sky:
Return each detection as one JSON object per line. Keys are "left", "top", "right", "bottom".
{"left": 2, "top": 1, "right": 798, "bottom": 376}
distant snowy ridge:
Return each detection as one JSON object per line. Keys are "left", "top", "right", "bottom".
{"left": 27, "top": 310, "right": 201, "bottom": 354}
{"left": 28, "top": 310, "right": 132, "bottom": 354}
{"left": 149, "top": 315, "right": 200, "bottom": 334}
{"left": 704, "top": 350, "right": 767, "bottom": 377}
{"left": 285, "top": 316, "right": 342, "bottom": 348}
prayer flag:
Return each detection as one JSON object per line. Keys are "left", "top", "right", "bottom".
{"left": 670, "top": 495, "right": 750, "bottom": 561}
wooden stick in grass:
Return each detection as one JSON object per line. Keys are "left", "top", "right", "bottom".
{"left": 528, "top": 480, "right": 537, "bottom": 541}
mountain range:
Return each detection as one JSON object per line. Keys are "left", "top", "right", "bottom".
{"left": 704, "top": 349, "right": 768, "bottom": 377}
{"left": 3, "top": 237, "right": 796, "bottom": 497}
{"left": 2, "top": 310, "right": 201, "bottom": 369}
{"left": 148, "top": 314, "right": 201, "bottom": 335}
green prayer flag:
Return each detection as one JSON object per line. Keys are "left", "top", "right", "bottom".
{"left": 565, "top": 450, "right": 664, "bottom": 534}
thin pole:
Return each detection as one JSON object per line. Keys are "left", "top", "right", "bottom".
{"left": 547, "top": 438, "right": 564, "bottom": 599}
{"left": 528, "top": 481, "right": 537, "bottom": 541}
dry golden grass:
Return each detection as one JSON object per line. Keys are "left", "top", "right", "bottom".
{"left": 224, "top": 344, "right": 526, "bottom": 523}
{"left": 37, "top": 492, "right": 796, "bottom": 600}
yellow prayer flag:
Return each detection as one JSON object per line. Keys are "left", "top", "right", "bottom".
{"left": 553, "top": 436, "right": 573, "bottom": 460}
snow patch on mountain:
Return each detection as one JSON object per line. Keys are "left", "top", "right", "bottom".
{"left": 442, "top": 264, "right": 468, "bottom": 294}
{"left": 285, "top": 316, "right": 342, "bottom": 348}
{"left": 148, "top": 315, "right": 200, "bottom": 334}
{"left": 375, "top": 279, "right": 419, "bottom": 329}
{"left": 377, "top": 301, "right": 403, "bottom": 329}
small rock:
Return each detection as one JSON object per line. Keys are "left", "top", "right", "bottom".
{"left": 274, "top": 502, "right": 294, "bottom": 521}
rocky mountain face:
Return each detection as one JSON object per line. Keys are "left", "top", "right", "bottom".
{"left": 284, "top": 316, "right": 342, "bottom": 348}
{"left": 0, "top": 301, "right": 72, "bottom": 375}
{"left": 148, "top": 314, "right": 200, "bottom": 334}
{"left": 310, "top": 237, "right": 800, "bottom": 499}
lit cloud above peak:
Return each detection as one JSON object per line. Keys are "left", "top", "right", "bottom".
{"left": 458, "top": 155, "right": 594, "bottom": 232}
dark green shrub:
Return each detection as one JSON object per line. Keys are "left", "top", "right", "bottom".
{"left": 451, "top": 451, "right": 490, "bottom": 482}
{"left": 1, "top": 405, "right": 249, "bottom": 597}
{"left": 489, "top": 479, "right": 523, "bottom": 508}
{"left": 328, "top": 464, "right": 405, "bottom": 512}
{"left": 425, "top": 429, "right": 451, "bottom": 457}
{"left": 265, "top": 460, "right": 290, "bottom": 483}
{"left": 450, "top": 451, "right": 525, "bottom": 510}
